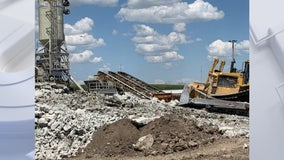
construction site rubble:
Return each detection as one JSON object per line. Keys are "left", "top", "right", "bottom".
{"left": 84, "top": 114, "right": 220, "bottom": 158}
{"left": 35, "top": 82, "right": 249, "bottom": 159}
{"left": 133, "top": 134, "right": 155, "bottom": 151}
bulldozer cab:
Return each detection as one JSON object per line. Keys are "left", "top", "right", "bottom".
{"left": 179, "top": 56, "right": 249, "bottom": 112}
{"left": 208, "top": 59, "right": 249, "bottom": 95}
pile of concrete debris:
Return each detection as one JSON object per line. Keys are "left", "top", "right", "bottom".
{"left": 84, "top": 114, "right": 221, "bottom": 158}
{"left": 35, "top": 82, "right": 249, "bottom": 159}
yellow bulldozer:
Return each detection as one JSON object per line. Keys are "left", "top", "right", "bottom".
{"left": 180, "top": 56, "right": 249, "bottom": 113}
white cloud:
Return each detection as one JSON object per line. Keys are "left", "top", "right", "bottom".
{"left": 145, "top": 51, "right": 184, "bottom": 63}
{"left": 133, "top": 24, "right": 155, "bottom": 36}
{"left": 168, "top": 32, "right": 187, "bottom": 43}
{"left": 117, "top": 0, "right": 224, "bottom": 24}
{"left": 132, "top": 24, "right": 185, "bottom": 65}
{"left": 90, "top": 57, "right": 103, "bottom": 64}
{"left": 133, "top": 24, "right": 187, "bottom": 53}
{"left": 69, "top": 50, "right": 94, "bottom": 63}
{"left": 164, "top": 62, "right": 173, "bottom": 69}
{"left": 66, "top": 45, "right": 77, "bottom": 52}
{"left": 65, "top": 34, "right": 105, "bottom": 48}
{"left": 64, "top": 17, "right": 105, "bottom": 50}
{"left": 64, "top": 17, "right": 105, "bottom": 64}
{"left": 207, "top": 39, "right": 249, "bottom": 57}
{"left": 65, "top": 17, "right": 94, "bottom": 35}
{"left": 71, "top": 0, "right": 118, "bottom": 7}
{"left": 207, "top": 39, "right": 231, "bottom": 56}
{"left": 173, "top": 23, "right": 186, "bottom": 32}
{"left": 236, "top": 40, "right": 249, "bottom": 53}
{"left": 69, "top": 50, "right": 103, "bottom": 64}
{"left": 135, "top": 44, "right": 173, "bottom": 54}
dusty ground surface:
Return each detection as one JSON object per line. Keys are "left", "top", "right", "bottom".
{"left": 68, "top": 138, "right": 248, "bottom": 160}
{"left": 66, "top": 114, "right": 249, "bottom": 160}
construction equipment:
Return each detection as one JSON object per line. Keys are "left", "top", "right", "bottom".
{"left": 180, "top": 56, "right": 249, "bottom": 114}
{"left": 84, "top": 76, "right": 117, "bottom": 95}
{"left": 35, "top": 0, "right": 85, "bottom": 91}
{"left": 96, "top": 71, "right": 163, "bottom": 99}
{"left": 35, "top": 0, "right": 71, "bottom": 84}
{"left": 80, "top": 71, "right": 178, "bottom": 101}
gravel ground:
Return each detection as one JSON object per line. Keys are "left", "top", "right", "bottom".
{"left": 35, "top": 82, "right": 249, "bottom": 160}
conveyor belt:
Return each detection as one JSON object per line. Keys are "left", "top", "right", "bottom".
{"left": 117, "top": 71, "right": 163, "bottom": 93}
{"left": 109, "top": 71, "right": 153, "bottom": 97}
{"left": 97, "top": 71, "right": 163, "bottom": 99}
{"left": 97, "top": 71, "right": 152, "bottom": 99}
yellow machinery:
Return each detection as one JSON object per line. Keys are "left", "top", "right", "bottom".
{"left": 188, "top": 57, "right": 249, "bottom": 101}
{"left": 180, "top": 57, "right": 249, "bottom": 112}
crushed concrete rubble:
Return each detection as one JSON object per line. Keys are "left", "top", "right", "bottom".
{"left": 35, "top": 82, "right": 249, "bottom": 159}
{"left": 133, "top": 134, "right": 154, "bottom": 151}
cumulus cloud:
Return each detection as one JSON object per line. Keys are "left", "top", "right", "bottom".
{"left": 144, "top": 51, "right": 184, "bottom": 63}
{"left": 71, "top": 0, "right": 118, "bottom": 7}
{"left": 69, "top": 50, "right": 94, "bottom": 63}
{"left": 207, "top": 39, "right": 249, "bottom": 56}
{"left": 164, "top": 62, "right": 173, "bottom": 68}
{"left": 134, "top": 24, "right": 155, "bottom": 36}
{"left": 117, "top": 0, "right": 224, "bottom": 24}
{"left": 65, "top": 34, "right": 105, "bottom": 48}
{"left": 66, "top": 45, "right": 77, "bottom": 52}
{"left": 90, "top": 57, "right": 103, "bottom": 64}
{"left": 65, "top": 17, "right": 105, "bottom": 50}
{"left": 64, "top": 17, "right": 105, "bottom": 64}
{"left": 236, "top": 40, "right": 249, "bottom": 52}
{"left": 133, "top": 24, "right": 187, "bottom": 52}
{"left": 69, "top": 50, "right": 103, "bottom": 64}
{"left": 132, "top": 24, "right": 185, "bottom": 64}
{"left": 65, "top": 17, "right": 93, "bottom": 35}
{"left": 173, "top": 23, "right": 186, "bottom": 32}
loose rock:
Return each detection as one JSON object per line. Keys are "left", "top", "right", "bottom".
{"left": 133, "top": 134, "right": 154, "bottom": 151}
{"left": 35, "top": 82, "right": 249, "bottom": 159}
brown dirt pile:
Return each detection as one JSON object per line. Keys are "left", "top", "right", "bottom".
{"left": 83, "top": 114, "right": 221, "bottom": 158}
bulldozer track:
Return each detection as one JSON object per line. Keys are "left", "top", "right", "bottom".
{"left": 212, "top": 89, "right": 249, "bottom": 102}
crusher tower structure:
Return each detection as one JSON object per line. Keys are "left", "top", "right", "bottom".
{"left": 35, "top": 0, "right": 71, "bottom": 83}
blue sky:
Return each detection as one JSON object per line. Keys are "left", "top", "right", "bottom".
{"left": 42, "top": 0, "right": 249, "bottom": 84}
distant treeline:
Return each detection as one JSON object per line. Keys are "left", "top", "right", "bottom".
{"left": 150, "top": 84, "right": 184, "bottom": 90}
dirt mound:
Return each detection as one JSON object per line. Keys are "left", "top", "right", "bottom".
{"left": 84, "top": 119, "right": 141, "bottom": 157}
{"left": 140, "top": 114, "right": 219, "bottom": 155}
{"left": 83, "top": 114, "right": 220, "bottom": 158}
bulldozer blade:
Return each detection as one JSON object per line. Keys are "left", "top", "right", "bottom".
{"left": 179, "top": 84, "right": 190, "bottom": 105}
{"left": 182, "top": 98, "right": 249, "bottom": 110}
